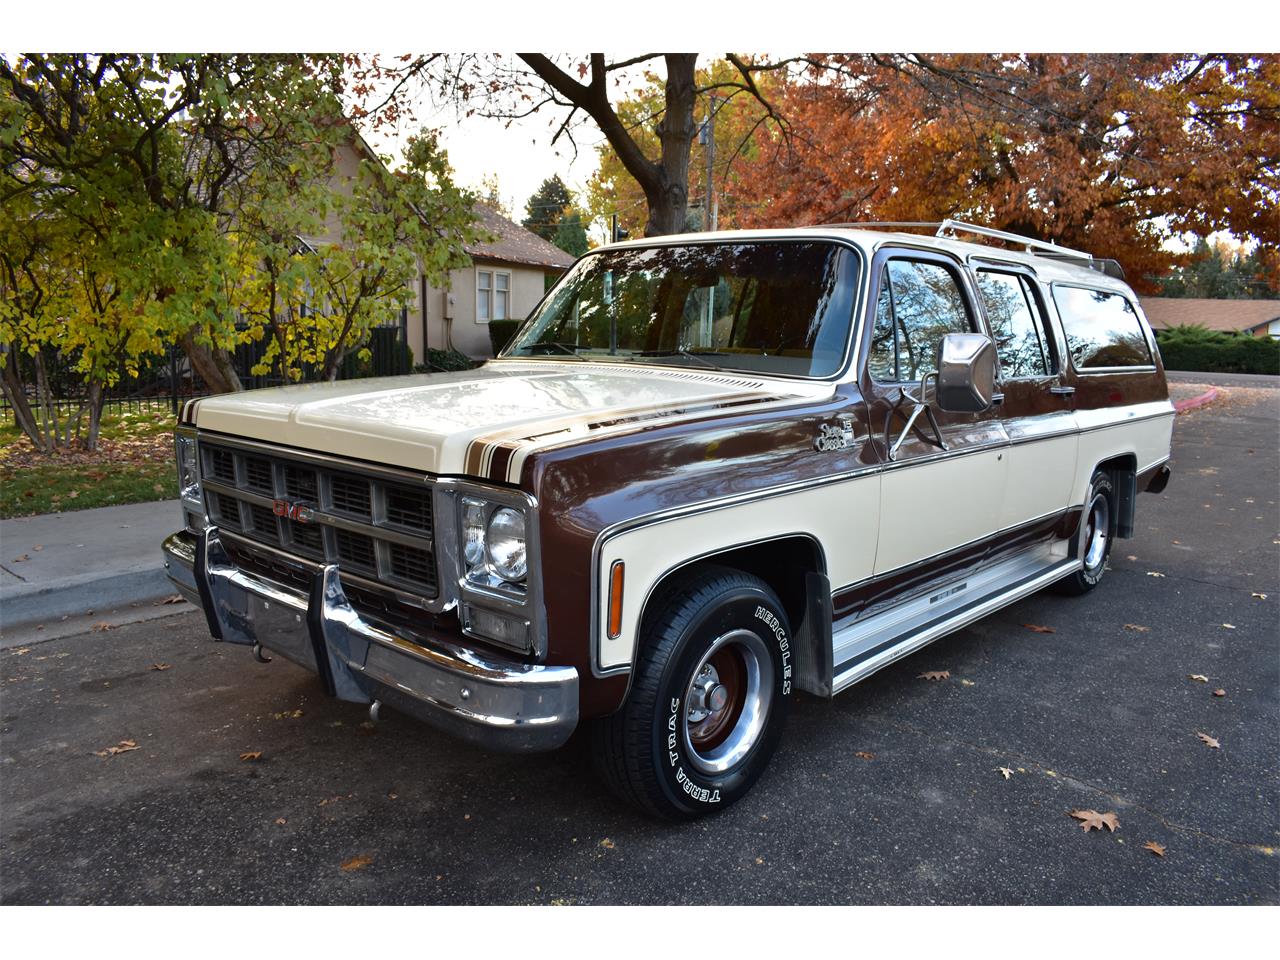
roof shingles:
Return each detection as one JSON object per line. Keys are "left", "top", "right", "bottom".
{"left": 465, "top": 204, "right": 576, "bottom": 271}
{"left": 1139, "top": 297, "right": 1280, "bottom": 333}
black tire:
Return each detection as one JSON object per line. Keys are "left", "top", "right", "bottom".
{"left": 1058, "top": 469, "right": 1116, "bottom": 596}
{"left": 592, "top": 566, "right": 793, "bottom": 820}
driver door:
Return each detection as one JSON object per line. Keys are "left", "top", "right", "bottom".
{"left": 860, "top": 250, "right": 1009, "bottom": 588}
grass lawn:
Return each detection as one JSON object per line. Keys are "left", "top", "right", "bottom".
{"left": 0, "top": 403, "right": 178, "bottom": 519}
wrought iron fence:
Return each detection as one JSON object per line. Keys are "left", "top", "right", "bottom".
{"left": 1, "top": 321, "right": 412, "bottom": 423}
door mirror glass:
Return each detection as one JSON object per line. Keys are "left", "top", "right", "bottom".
{"left": 935, "top": 333, "right": 996, "bottom": 412}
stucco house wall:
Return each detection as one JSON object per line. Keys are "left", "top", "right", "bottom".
{"left": 414, "top": 261, "right": 551, "bottom": 360}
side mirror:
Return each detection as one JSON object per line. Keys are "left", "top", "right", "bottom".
{"left": 935, "top": 333, "right": 996, "bottom": 413}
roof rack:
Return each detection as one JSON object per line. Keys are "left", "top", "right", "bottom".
{"left": 820, "top": 219, "right": 1124, "bottom": 280}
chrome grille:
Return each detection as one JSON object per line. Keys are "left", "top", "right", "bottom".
{"left": 199, "top": 439, "right": 438, "bottom": 600}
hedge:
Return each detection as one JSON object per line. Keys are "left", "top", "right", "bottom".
{"left": 487, "top": 319, "right": 522, "bottom": 356}
{"left": 1155, "top": 334, "right": 1279, "bottom": 375}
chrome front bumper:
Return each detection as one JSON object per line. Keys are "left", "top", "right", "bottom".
{"left": 162, "top": 528, "right": 578, "bottom": 751}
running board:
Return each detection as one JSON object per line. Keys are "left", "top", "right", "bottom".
{"left": 831, "top": 550, "right": 1081, "bottom": 696}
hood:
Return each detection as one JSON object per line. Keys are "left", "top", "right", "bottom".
{"left": 194, "top": 359, "right": 831, "bottom": 482}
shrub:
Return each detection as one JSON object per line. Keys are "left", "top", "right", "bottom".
{"left": 487, "top": 319, "right": 522, "bottom": 356}
{"left": 1155, "top": 327, "right": 1279, "bottom": 375}
{"left": 413, "top": 348, "right": 474, "bottom": 373}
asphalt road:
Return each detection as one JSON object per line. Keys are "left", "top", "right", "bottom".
{"left": 2, "top": 378, "right": 1277, "bottom": 905}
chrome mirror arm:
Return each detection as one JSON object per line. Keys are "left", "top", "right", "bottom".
{"left": 884, "top": 371, "right": 948, "bottom": 462}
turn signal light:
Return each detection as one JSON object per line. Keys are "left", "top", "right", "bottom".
{"left": 607, "top": 561, "right": 625, "bottom": 639}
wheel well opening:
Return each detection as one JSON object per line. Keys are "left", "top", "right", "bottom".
{"left": 1094, "top": 453, "right": 1137, "bottom": 538}
{"left": 672, "top": 537, "right": 824, "bottom": 636}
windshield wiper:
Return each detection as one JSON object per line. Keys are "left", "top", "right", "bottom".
{"left": 633, "top": 348, "right": 725, "bottom": 370}
{"left": 519, "top": 341, "right": 588, "bottom": 360}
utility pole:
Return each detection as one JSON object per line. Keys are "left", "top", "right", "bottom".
{"left": 700, "top": 95, "right": 720, "bottom": 232}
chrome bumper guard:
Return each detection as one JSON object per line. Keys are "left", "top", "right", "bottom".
{"left": 162, "top": 528, "right": 578, "bottom": 752}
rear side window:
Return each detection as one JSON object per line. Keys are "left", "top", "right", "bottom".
{"left": 868, "top": 260, "right": 973, "bottom": 382}
{"left": 976, "top": 271, "right": 1053, "bottom": 378}
{"left": 1053, "top": 286, "right": 1153, "bottom": 370}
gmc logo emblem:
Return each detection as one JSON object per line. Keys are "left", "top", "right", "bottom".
{"left": 272, "top": 499, "right": 315, "bottom": 524}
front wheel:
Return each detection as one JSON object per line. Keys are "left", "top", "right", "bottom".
{"left": 1058, "top": 469, "right": 1116, "bottom": 595}
{"left": 592, "top": 567, "right": 793, "bottom": 820}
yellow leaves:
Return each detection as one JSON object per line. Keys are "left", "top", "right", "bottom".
{"left": 599, "top": 838, "right": 616, "bottom": 850}
{"left": 1069, "top": 809, "right": 1119, "bottom": 833}
{"left": 94, "top": 739, "right": 139, "bottom": 758}
{"left": 239, "top": 751, "right": 263, "bottom": 762}
{"left": 272, "top": 709, "right": 304, "bottom": 720}
{"left": 917, "top": 670, "right": 950, "bottom": 682}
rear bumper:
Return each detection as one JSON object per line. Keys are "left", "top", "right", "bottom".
{"left": 162, "top": 528, "right": 578, "bottom": 752}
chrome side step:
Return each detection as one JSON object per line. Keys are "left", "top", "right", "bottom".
{"left": 831, "top": 548, "right": 1081, "bottom": 696}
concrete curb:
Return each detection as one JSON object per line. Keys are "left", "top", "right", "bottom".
{"left": 1, "top": 568, "right": 177, "bottom": 633}
{"left": 1173, "top": 387, "right": 1222, "bottom": 414}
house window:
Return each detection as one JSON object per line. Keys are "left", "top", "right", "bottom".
{"left": 477, "top": 270, "right": 510, "bottom": 323}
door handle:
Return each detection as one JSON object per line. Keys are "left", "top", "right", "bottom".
{"left": 1050, "top": 386, "right": 1076, "bottom": 396}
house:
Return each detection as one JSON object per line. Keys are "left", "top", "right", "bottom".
{"left": 1139, "top": 297, "right": 1280, "bottom": 340}
{"left": 417, "top": 204, "right": 576, "bottom": 360}
{"left": 310, "top": 137, "right": 576, "bottom": 365}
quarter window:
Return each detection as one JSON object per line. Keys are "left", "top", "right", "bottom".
{"left": 976, "top": 271, "right": 1053, "bottom": 378}
{"left": 1053, "top": 286, "right": 1152, "bottom": 369}
{"left": 869, "top": 260, "right": 973, "bottom": 382}
{"left": 477, "top": 270, "right": 510, "bottom": 323}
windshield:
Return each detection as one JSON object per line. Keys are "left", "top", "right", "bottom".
{"left": 503, "top": 241, "right": 860, "bottom": 378}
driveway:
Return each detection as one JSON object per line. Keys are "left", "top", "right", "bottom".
{"left": 2, "top": 380, "right": 1276, "bottom": 904}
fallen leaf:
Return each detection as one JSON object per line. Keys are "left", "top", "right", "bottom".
{"left": 1213, "top": 689, "right": 1226, "bottom": 697}
{"left": 1196, "top": 732, "right": 1220, "bottom": 749}
{"left": 272, "top": 709, "right": 304, "bottom": 720}
{"left": 387, "top": 792, "right": 399, "bottom": 800}
{"left": 464, "top": 813, "right": 472, "bottom": 820}
{"left": 599, "top": 838, "right": 615, "bottom": 849}
{"left": 67, "top": 490, "right": 79, "bottom": 499}
{"left": 13, "top": 648, "right": 29, "bottom": 656}
{"left": 161, "top": 594, "right": 185, "bottom": 605}
{"left": 1188, "top": 674, "right": 1209, "bottom": 682}
{"left": 91, "top": 621, "right": 113, "bottom": 632}
{"left": 1022, "top": 623, "right": 1056, "bottom": 634}
{"left": 917, "top": 670, "right": 950, "bottom": 682}
{"left": 1221, "top": 623, "right": 1236, "bottom": 629}
{"left": 1252, "top": 592, "right": 1268, "bottom": 600}
{"left": 1069, "top": 809, "right": 1119, "bottom": 832}
{"left": 274, "top": 817, "right": 287, "bottom": 826}
{"left": 340, "top": 854, "right": 373, "bottom": 872}
{"left": 33, "top": 544, "right": 42, "bottom": 552}
{"left": 1123, "top": 623, "right": 1150, "bottom": 632}
{"left": 1146, "top": 571, "right": 1166, "bottom": 578}
{"left": 13, "top": 554, "right": 30, "bottom": 562}
{"left": 854, "top": 751, "right": 875, "bottom": 761}
{"left": 1143, "top": 841, "right": 1166, "bottom": 857}
{"left": 958, "top": 678, "right": 975, "bottom": 686}
{"left": 998, "top": 767, "right": 1014, "bottom": 780}
{"left": 239, "top": 751, "right": 263, "bottom": 762}
{"left": 150, "top": 663, "right": 171, "bottom": 671}
{"left": 1126, "top": 554, "right": 1138, "bottom": 561}
{"left": 93, "top": 739, "right": 139, "bottom": 758}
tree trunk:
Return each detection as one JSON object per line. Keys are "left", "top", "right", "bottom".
{"left": 1, "top": 348, "right": 46, "bottom": 451}
{"left": 645, "top": 54, "right": 699, "bottom": 237}
{"left": 180, "top": 330, "right": 242, "bottom": 394}
{"left": 83, "top": 379, "right": 105, "bottom": 451}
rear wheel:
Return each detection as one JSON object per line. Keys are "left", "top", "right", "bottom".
{"left": 592, "top": 567, "right": 792, "bottom": 820}
{"left": 1059, "top": 470, "right": 1115, "bottom": 595}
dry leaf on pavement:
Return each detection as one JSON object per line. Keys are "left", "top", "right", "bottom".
{"left": 1146, "top": 571, "right": 1166, "bottom": 578}
{"left": 917, "top": 671, "right": 950, "bottom": 682}
{"left": 854, "top": 751, "right": 875, "bottom": 761}
{"left": 1022, "top": 623, "right": 1056, "bottom": 634}
{"left": 93, "top": 739, "right": 139, "bottom": 758}
{"left": 1196, "top": 732, "right": 1220, "bottom": 749}
{"left": 340, "top": 854, "right": 373, "bottom": 872}
{"left": 1069, "top": 809, "right": 1119, "bottom": 832}
{"left": 1123, "top": 623, "right": 1150, "bottom": 632}
{"left": 998, "top": 767, "right": 1014, "bottom": 780}
{"left": 150, "top": 663, "right": 171, "bottom": 671}
{"left": 599, "top": 838, "right": 616, "bottom": 849}
{"left": 274, "top": 818, "right": 287, "bottom": 826}
{"left": 239, "top": 751, "right": 263, "bottom": 762}
{"left": 1213, "top": 689, "right": 1226, "bottom": 697}
{"left": 161, "top": 595, "right": 185, "bottom": 605}
{"left": 1143, "top": 841, "right": 1166, "bottom": 857}
{"left": 1221, "top": 623, "right": 1236, "bottom": 629}
{"left": 1188, "top": 674, "right": 1209, "bottom": 682}
{"left": 1251, "top": 592, "right": 1267, "bottom": 600}
{"left": 91, "top": 621, "right": 113, "bottom": 632}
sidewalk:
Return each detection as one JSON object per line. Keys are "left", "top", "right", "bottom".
{"left": 0, "top": 499, "right": 188, "bottom": 646}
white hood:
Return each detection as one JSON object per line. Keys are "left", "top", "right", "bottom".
{"left": 194, "top": 359, "right": 830, "bottom": 480}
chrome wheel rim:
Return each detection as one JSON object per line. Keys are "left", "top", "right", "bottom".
{"left": 1083, "top": 492, "right": 1110, "bottom": 570}
{"left": 682, "top": 629, "right": 774, "bottom": 776}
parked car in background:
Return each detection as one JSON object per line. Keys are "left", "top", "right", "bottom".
{"left": 163, "top": 221, "right": 1174, "bottom": 818}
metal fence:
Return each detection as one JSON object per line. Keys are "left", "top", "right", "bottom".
{"left": 2, "top": 322, "right": 412, "bottom": 423}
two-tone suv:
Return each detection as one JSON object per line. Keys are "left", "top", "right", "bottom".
{"left": 163, "top": 220, "right": 1174, "bottom": 819}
